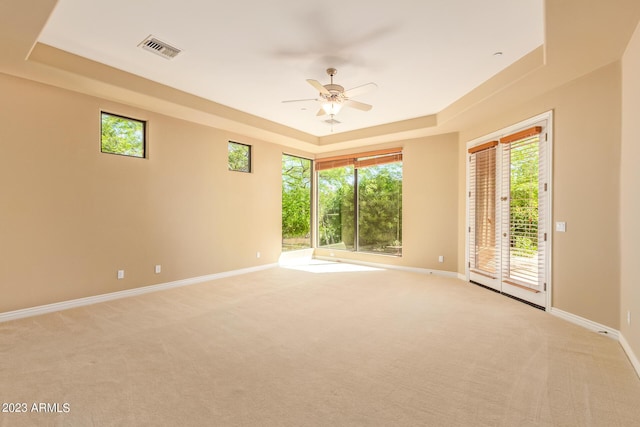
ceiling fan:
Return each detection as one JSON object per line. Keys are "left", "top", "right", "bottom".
{"left": 283, "top": 68, "right": 377, "bottom": 117}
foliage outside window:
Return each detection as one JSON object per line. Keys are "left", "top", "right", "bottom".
{"left": 228, "top": 141, "right": 251, "bottom": 172}
{"left": 318, "top": 151, "right": 402, "bottom": 255}
{"left": 318, "top": 166, "right": 355, "bottom": 251}
{"left": 101, "top": 112, "right": 145, "bottom": 158}
{"left": 358, "top": 162, "right": 403, "bottom": 254}
{"left": 509, "top": 136, "right": 539, "bottom": 258}
{"left": 282, "top": 154, "right": 312, "bottom": 251}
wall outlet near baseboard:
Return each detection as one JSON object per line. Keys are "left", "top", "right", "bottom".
{"left": 628, "top": 310, "right": 631, "bottom": 325}
{"left": 438, "top": 255, "right": 444, "bottom": 263}
{"left": 117, "top": 270, "right": 124, "bottom": 280}
{"left": 155, "top": 265, "right": 161, "bottom": 274}
{"left": 256, "top": 251, "right": 261, "bottom": 258}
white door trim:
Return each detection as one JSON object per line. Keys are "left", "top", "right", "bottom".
{"left": 465, "top": 111, "right": 553, "bottom": 310}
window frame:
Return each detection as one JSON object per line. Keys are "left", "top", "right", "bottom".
{"left": 100, "top": 111, "right": 147, "bottom": 158}
{"left": 356, "top": 161, "right": 403, "bottom": 255}
{"left": 228, "top": 141, "right": 252, "bottom": 173}
{"left": 316, "top": 149, "right": 403, "bottom": 256}
{"left": 281, "top": 153, "right": 313, "bottom": 252}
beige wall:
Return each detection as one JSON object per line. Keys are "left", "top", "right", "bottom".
{"left": 621, "top": 21, "right": 640, "bottom": 361}
{"left": 458, "top": 62, "right": 622, "bottom": 329}
{"left": 402, "top": 134, "right": 459, "bottom": 271}
{"left": 0, "top": 71, "right": 460, "bottom": 314}
{"left": 0, "top": 73, "right": 286, "bottom": 313}
{"left": 0, "top": 61, "right": 625, "bottom": 333}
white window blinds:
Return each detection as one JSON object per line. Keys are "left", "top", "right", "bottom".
{"left": 469, "top": 142, "right": 498, "bottom": 277}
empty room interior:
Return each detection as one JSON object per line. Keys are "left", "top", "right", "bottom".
{"left": 2, "top": 0, "right": 640, "bottom": 425}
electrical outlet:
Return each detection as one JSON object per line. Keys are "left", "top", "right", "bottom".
{"left": 155, "top": 265, "right": 161, "bottom": 274}
{"left": 117, "top": 270, "right": 124, "bottom": 279}
{"left": 256, "top": 251, "right": 261, "bottom": 259}
{"left": 438, "top": 255, "right": 444, "bottom": 263}
{"left": 628, "top": 310, "right": 631, "bottom": 325}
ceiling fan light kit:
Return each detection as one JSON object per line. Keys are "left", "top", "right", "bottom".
{"left": 321, "top": 101, "right": 343, "bottom": 116}
{"left": 283, "top": 68, "right": 377, "bottom": 122}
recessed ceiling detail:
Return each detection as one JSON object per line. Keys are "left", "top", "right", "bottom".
{"left": 138, "top": 35, "right": 181, "bottom": 60}
{"left": 38, "top": 0, "right": 544, "bottom": 137}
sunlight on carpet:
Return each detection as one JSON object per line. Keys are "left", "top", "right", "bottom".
{"left": 282, "top": 260, "right": 384, "bottom": 273}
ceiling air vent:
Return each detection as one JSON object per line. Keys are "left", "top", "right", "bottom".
{"left": 138, "top": 35, "right": 181, "bottom": 59}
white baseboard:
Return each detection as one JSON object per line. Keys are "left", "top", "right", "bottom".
{"left": 0, "top": 263, "right": 278, "bottom": 323}
{"left": 546, "top": 309, "right": 640, "bottom": 378}
{"left": 619, "top": 333, "right": 640, "bottom": 379}
{"left": 5, "top": 261, "right": 638, "bottom": 381}
{"left": 549, "top": 307, "right": 619, "bottom": 339}
{"left": 313, "top": 255, "right": 459, "bottom": 278}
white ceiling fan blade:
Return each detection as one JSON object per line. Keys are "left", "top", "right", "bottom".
{"left": 344, "top": 99, "right": 373, "bottom": 111}
{"left": 281, "top": 98, "right": 318, "bottom": 103}
{"left": 307, "top": 79, "right": 331, "bottom": 96}
{"left": 343, "top": 82, "right": 377, "bottom": 98}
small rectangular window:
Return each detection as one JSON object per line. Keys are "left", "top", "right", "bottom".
{"left": 101, "top": 112, "right": 146, "bottom": 158}
{"left": 228, "top": 141, "right": 251, "bottom": 172}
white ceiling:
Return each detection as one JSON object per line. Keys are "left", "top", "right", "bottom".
{"left": 38, "top": 0, "right": 543, "bottom": 137}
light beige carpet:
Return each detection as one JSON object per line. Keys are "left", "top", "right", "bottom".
{"left": 1, "top": 263, "right": 639, "bottom": 426}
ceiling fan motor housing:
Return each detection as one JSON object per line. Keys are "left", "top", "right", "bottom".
{"left": 324, "top": 84, "right": 345, "bottom": 95}
{"left": 324, "top": 68, "right": 344, "bottom": 98}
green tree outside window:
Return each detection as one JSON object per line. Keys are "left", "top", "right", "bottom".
{"left": 282, "top": 154, "right": 312, "bottom": 251}
{"left": 228, "top": 142, "right": 251, "bottom": 172}
{"left": 101, "top": 112, "right": 145, "bottom": 158}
